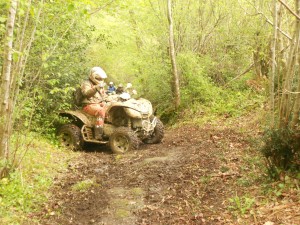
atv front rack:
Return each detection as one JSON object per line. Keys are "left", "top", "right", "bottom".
{"left": 142, "top": 117, "right": 157, "bottom": 134}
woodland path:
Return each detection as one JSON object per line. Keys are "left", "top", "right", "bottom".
{"left": 31, "top": 118, "right": 299, "bottom": 225}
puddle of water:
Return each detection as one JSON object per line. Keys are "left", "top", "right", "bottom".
{"left": 100, "top": 187, "right": 145, "bottom": 225}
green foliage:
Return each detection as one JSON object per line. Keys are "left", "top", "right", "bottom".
{"left": 85, "top": 0, "right": 173, "bottom": 119}
{"left": 0, "top": 0, "right": 7, "bottom": 68}
{"left": 72, "top": 179, "right": 95, "bottom": 192}
{"left": 228, "top": 195, "right": 255, "bottom": 216}
{"left": 1, "top": 0, "right": 274, "bottom": 139}
{"left": 11, "top": 0, "right": 93, "bottom": 136}
{"left": 27, "top": 1, "right": 264, "bottom": 127}
{"left": 260, "top": 175, "right": 299, "bottom": 210}
{"left": 0, "top": 133, "right": 74, "bottom": 224}
{"left": 175, "top": 51, "right": 264, "bottom": 123}
{"left": 179, "top": 53, "right": 216, "bottom": 105}
{"left": 1, "top": 0, "right": 277, "bottom": 132}
{"left": 261, "top": 128, "right": 300, "bottom": 179}
{"left": 0, "top": 171, "right": 50, "bottom": 221}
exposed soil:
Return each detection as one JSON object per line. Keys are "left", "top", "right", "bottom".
{"left": 30, "top": 119, "right": 299, "bottom": 225}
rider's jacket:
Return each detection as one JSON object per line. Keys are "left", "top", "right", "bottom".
{"left": 81, "top": 79, "right": 107, "bottom": 105}
{"left": 107, "top": 85, "right": 116, "bottom": 93}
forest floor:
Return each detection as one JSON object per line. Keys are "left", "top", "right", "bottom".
{"left": 30, "top": 115, "right": 299, "bottom": 225}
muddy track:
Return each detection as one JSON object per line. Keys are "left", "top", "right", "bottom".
{"left": 31, "top": 124, "right": 298, "bottom": 225}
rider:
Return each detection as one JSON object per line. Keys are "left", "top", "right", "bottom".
{"left": 116, "top": 84, "right": 124, "bottom": 94}
{"left": 107, "top": 81, "right": 116, "bottom": 94}
{"left": 81, "top": 66, "right": 108, "bottom": 140}
{"left": 125, "top": 82, "right": 137, "bottom": 96}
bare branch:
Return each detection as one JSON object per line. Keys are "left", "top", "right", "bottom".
{"left": 242, "top": 0, "right": 292, "bottom": 40}
{"left": 90, "top": 0, "right": 115, "bottom": 15}
{"left": 257, "top": 12, "right": 292, "bottom": 40}
{"left": 278, "top": 0, "right": 300, "bottom": 20}
{"left": 283, "top": 89, "right": 300, "bottom": 94}
{"left": 224, "top": 63, "right": 254, "bottom": 87}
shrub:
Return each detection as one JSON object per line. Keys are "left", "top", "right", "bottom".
{"left": 261, "top": 128, "right": 300, "bottom": 179}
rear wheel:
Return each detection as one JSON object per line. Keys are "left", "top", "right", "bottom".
{"left": 109, "top": 127, "right": 140, "bottom": 154}
{"left": 143, "top": 117, "right": 164, "bottom": 144}
{"left": 58, "top": 124, "right": 83, "bottom": 151}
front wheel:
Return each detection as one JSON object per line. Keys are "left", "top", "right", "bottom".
{"left": 143, "top": 117, "right": 164, "bottom": 144}
{"left": 57, "top": 124, "right": 83, "bottom": 151}
{"left": 109, "top": 127, "right": 140, "bottom": 154}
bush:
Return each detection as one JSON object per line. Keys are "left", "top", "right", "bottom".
{"left": 261, "top": 128, "right": 300, "bottom": 179}
{"left": 178, "top": 53, "right": 217, "bottom": 106}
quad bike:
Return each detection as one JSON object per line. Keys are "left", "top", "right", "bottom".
{"left": 57, "top": 93, "right": 164, "bottom": 154}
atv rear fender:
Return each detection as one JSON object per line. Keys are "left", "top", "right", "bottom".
{"left": 59, "top": 110, "right": 93, "bottom": 127}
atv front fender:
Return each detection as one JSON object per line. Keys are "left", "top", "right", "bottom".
{"left": 106, "top": 99, "right": 153, "bottom": 119}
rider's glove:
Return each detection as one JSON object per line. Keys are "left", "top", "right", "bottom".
{"left": 97, "top": 83, "right": 105, "bottom": 88}
{"left": 95, "top": 83, "right": 104, "bottom": 92}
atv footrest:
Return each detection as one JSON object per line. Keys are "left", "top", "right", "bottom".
{"left": 82, "top": 125, "right": 93, "bottom": 141}
{"left": 81, "top": 125, "right": 107, "bottom": 144}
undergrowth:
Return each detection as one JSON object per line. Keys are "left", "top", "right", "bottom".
{"left": 261, "top": 128, "right": 300, "bottom": 179}
{"left": 176, "top": 88, "right": 265, "bottom": 126}
{"left": 226, "top": 125, "right": 299, "bottom": 222}
{"left": 0, "top": 133, "right": 76, "bottom": 225}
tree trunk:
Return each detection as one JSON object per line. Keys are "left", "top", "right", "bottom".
{"left": 279, "top": 29, "right": 299, "bottom": 128}
{"left": 12, "top": 1, "right": 43, "bottom": 108}
{"left": 270, "top": 0, "right": 278, "bottom": 127}
{"left": 279, "top": 0, "right": 300, "bottom": 129}
{"left": 167, "top": 0, "right": 180, "bottom": 109}
{"left": 0, "top": 0, "right": 18, "bottom": 176}
{"left": 290, "top": 0, "right": 300, "bottom": 129}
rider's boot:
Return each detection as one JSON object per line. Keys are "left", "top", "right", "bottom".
{"left": 94, "top": 125, "right": 103, "bottom": 140}
{"left": 94, "top": 117, "right": 104, "bottom": 140}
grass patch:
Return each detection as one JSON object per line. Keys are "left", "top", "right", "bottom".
{"left": 130, "top": 187, "right": 144, "bottom": 197}
{"left": 72, "top": 179, "right": 95, "bottom": 192}
{"left": 228, "top": 194, "right": 255, "bottom": 216}
{"left": 115, "top": 209, "right": 130, "bottom": 218}
{"left": 0, "top": 133, "right": 77, "bottom": 225}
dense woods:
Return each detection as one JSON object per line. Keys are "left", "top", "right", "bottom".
{"left": 0, "top": 0, "right": 299, "bottom": 224}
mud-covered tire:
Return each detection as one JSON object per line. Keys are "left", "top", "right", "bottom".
{"left": 109, "top": 127, "right": 140, "bottom": 154}
{"left": 143, "top": 117, "right": 164, "bottom": 144}
{"left": 57, "top": 124, "right": 83, "bottom": 151}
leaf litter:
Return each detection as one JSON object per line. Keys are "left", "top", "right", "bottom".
{"left": 30, "top": 118, "right": 299, "bottom": 225}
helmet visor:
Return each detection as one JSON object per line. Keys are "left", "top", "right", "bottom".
{"left": 95, "top": 76, "right": 104, "bottom": 81}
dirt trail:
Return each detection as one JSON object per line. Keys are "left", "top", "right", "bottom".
{"left": 32, "top": 123, "right": 299, "bottom": 225}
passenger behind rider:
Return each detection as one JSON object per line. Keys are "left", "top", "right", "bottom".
{"left": 116, "top": 84, "right": 124, "bottom": 94}
{"left": 81, "top": 66, "right": 108, "bottom": 140}
{"left": 107, "top": 81, "right": 116, "bottom": 95}
{"left": 124, "top": 82, "right": 137, "bottom": 96}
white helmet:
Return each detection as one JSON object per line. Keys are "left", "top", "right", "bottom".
{"left": 109, "top": 81, "right": 113, "bottom": 85}
{"left": 126, "top": 83, "right": 132, "bottom": 89}
{"left": 89, "top": 67, "right": 107, "bottom": 84}
{"left": 119, "top": 92, "right": 131, "bottom": 101}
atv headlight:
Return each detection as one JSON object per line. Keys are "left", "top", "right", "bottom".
{"left": 140, "top": 103, "right": 149, "bottom": 114}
